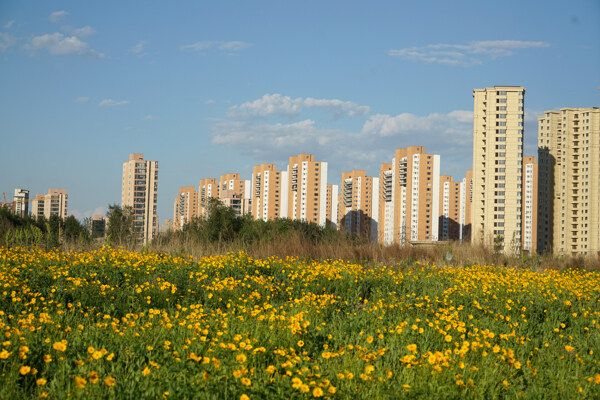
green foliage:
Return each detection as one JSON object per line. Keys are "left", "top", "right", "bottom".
{"left": 106, "top": 204, "right": 135, "bottom": 248}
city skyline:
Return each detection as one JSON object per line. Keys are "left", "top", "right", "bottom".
{"left": 1, "top": 1, "right": 599, "bottom": 223}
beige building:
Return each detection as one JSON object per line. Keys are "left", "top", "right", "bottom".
{"left": 199, "top": 178, "right": 219, "bottom": 218}
{"left": 122, "top": 153, "right": 158, "bottom": 245}
{"left": 173, "top": 186, "right": 199, "bottom": 230}
{"left": 339, "top": 170, "right": 379, "bottom": 242}
{"left": 251, "top": 163, "right": 288, "bottom": 221}
{"left": 538, "top": 107, "right": 599, "bottom": 255}
{"left": 31, "top": 189, "right": 68, "bottom": 219}
{"left": 286, "top": 154, "right": 328, "bottom": 226}
{"left": 439, "top": 176, "right": 462, "bottom": 240}
{"left": 472, "top": 86, "right": 525, "bottom": 253}
{"left": 522, "top": 156, "right": 538, "bottom": 253}
{"left": 378, "top": 146, "right": 441, "bottom": 245}
{"left": 219, "top": 173, "right": 251, "bottom": 216}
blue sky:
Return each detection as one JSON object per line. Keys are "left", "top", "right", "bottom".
{"left": 1, "top": 0, "right": 599, "bottom": 223}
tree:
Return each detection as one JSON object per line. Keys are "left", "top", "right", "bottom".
{"left": 106, "top": 204, "right": 135, "bottom": 248}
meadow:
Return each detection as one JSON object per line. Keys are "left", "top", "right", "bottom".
{"left": 0, "top": 246, "right": 599, "bottom": 399}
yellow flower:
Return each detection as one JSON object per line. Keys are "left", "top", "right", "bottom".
{"left": 502, "top": 380, "right": 510, "bottom": 387}
{"left": 594, "top": 374, "right": 600, "bottom": 384}
{"left": 514, "top": 361, "right": 522, "bottom": 369}
{"left": 300, "top": 384, "right": 309, "bottom": 393}
{"left": 565, "top": 345, "right": 575, "bottom": 352}
{"left": 445, "top": 335, "right": 452, "bottom": 343}
{"left": 36, "top": 378, "right": 47, "bottom": 386}
{"left": 106, "top": 353, "right": 115, "bottom": 361}
{"left": 241, "top": 377, "right": 251, "bottom": 386}
{"left": 87, "top": 347, "right": 95, "bottom": 354}
{"left": 43, "top": 354, "right": 52, "bottom": 363}
{"left": 92, "top": 351, "right": 103, "bottom": 360}
{"left": 364, "top": 365, "right": 375, "bottom": 374}
{"left": 104, "top": 376, "right": 116, "bottom": 387}
{"left": 75, "top": 376, "right": 87, "bottom": 389}
{"left": 89, "top": 371, "right": 99, "bottom": 384}
{"left": 19, "top": 366, "right": 31, "bottom": 375}
{"left": 240, "top": 395, "right": 250, "bottom": 400}
{"left": 297, "top": 340, "right": 304, "bottom": 347}
{"left": 366, "top": 336, "right": 373, "bottom": 344}
{"left": 52, "top": 342, "right": 66, "bottom": 352}
{"left": 142, "top": 367, "right": 151, "bottom": 376}
{"left": 406, "top": 344, "right": 417, "bottom": 353}
{"left": 0, "top": 350, "right": 10, "bottom": 359}
{"left": 236, "top": 354, "right": 247, "bottom": 364}
{"left": 328, "top": 386, "right": 337, "bottom": 394}
{"left": 266, "top": 365, "right": 276, "bottom": 374}
{"left": 312, "top": 387, "right": 324, "bottom": 397}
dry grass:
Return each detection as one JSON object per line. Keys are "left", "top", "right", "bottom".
{"left": 147, "top": 233, "right": 600, "bottom": 271}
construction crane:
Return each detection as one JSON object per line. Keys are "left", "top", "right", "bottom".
{"left": 1, "top": 192, "right": 37, "bottom": 214}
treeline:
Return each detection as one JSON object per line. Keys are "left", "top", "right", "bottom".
{"left": 153, "top": 198, "right": 363, "bottom": 250}
{"left": 0, "top": 207, "right": 90, "bottom": 248}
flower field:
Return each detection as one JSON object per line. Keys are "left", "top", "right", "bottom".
{"left": 1, "top": 247, "right": 599, "bottom": 399}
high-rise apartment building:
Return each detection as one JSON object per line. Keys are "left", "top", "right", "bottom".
{"left": 173, "top": 186, "right": 199, "bottom": 230}
{"left": 522, "top": 156, "right": 538, "bottom": 253}
{"left": 13, "top": 188, "right": 29, "bottom": 217}
{"left": 122, "top": 153, "right": 158, "bottom": 245}
{"left": 286, "top": 154, "right": 328, "bottom": 227}
{"left": 31, "top": 189, "right": 68, "bottom": 219}
{"left": 538, "top": 107, "right": 599, "bottom": 255}
{"left": 198, "top": 178, "right": 219, "bottom": 218}
{"left": 219, "top": 173, "right": 251, "bottom": 216}
{"left": 325, "top": 184, "right": 339, "bottom": 228}
{"left": 339, "top": 170, "right": 379, "bottom": 242}
{"left": 439, "top": 176, "right": 461, "bottom": 240}
{"left": 251, "top": 164, "right": 288, "bottom": 221}
{"left": 378, "top": 147, "right": 440, "bottom": 245}
{"left": 459, "top": 170, "right": 473, "bottom": 241}
{"left": 472, "top": 86, "right": 525, "bottom": 252}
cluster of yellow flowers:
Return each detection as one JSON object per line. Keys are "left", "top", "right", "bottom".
{"left": 0, "top": 246, "right": 599, "bottom": 398}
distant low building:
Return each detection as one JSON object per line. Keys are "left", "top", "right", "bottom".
{"left": 91, "top": 214, "right": 106, "bottom": 238}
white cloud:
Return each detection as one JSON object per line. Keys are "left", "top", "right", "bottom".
{"left": 143, "top": 114, "right": 154, "bottom": 120}
{"left": 99, "top": 99, "right": 130, "bottom": 107}
{"left": 75, "top": 96, "right": 90, "bottom": 103}
{"left": 205, "top": 99, "right": 216, "bottom": 104}
{"left": 28, "top": 32, "right": 104, "bottom": 57}
{"left": 70, "top": 206, "right": 105, "bottom": 221}
{"left": 389, "top": 40, "right": 550, "bottom": 66}
{"left": 229, "top": 93, "right": 371, "bottom": 119}
{"left": 49, "top": 11, "right": 68, "bottom": 23}
{"left": 130, "top": 40, "right": 146, "bottom": 56}
{"left": 212, "top": 99, "right": 474, "bottom": 179}
{"left": 71, "top": 26, "right": 95, "bottom": 37}
{"left": 0, "top": 33, "right": 17, "bottom": 52}
{"left": 180, "top": 40, "right": 252, "bottom": 52}
{"left": 5, "top": 21, "right": 14, "bottom": 29}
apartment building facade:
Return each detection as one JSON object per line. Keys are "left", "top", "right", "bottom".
{"left": 338, "top": 170, "right": 380, "bottom": 242}
{"left": 439, "top": 176, "right": 461, "bottom": 240}
{"left": 538, "top": 107, "right": 599, "bottom": 255}
{"left": 522, "top": 156, "right": 538, "bottom": 253}
{"left": 13, "top": 188, "right": 30, "bottom": 217}
{"left": 251, "top": 163, "right": 288, "bottom": 221}
{"left": 31, "top": 189, "right": 68, "bottom": 219}
{"left": 325, "top": 184, "right": 339, "bottom": 228}
{"left": 219, "top": 173, "right": 251, "bottom": 216}
{"left": 378, "top": 147, "right": 441, "bottom": 245}
{"left": 459, "top": 170, "right": 473, "bottom": 241}
{"left": 173, "top": 186, "right": 199, "bottom": 230}
{"left": 286, "top": 154, "right": 328, "bottom": 226}
{"left": 472, "top": 86, "right": 525, "bottom": 253}
{"left": 199, "top": 178, "right": 219, "bottom": 218}
{"left": 122, "top": 153, "right": 158, "bottom": 245}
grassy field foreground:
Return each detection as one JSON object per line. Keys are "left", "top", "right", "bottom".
{"left": 0, "top": 246, "right": 599, "bottom": 399}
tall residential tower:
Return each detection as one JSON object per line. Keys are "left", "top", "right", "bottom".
{"left": 472, "top": 86, "right": 525, "bottom": 252}
{"left": 122, "top": 153, "right": 158, "bottom": 245}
